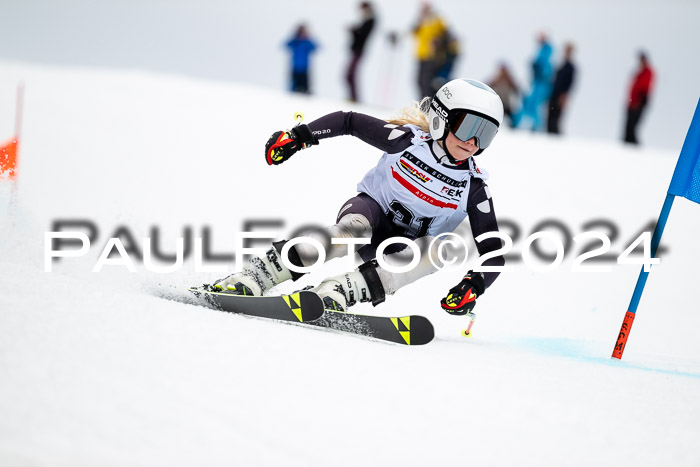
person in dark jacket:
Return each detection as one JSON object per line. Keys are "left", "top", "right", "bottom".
{"left": 286, "top": 24, "right": 318, "bottom": 94}
{"left": 623, "top": 51, "right": 655, "bottom": 145}
{"left": 345, "top": 2, "right": 376, "bottom": 102}
{"left": 547, "top": 43, "right": 576, "bottom": 134}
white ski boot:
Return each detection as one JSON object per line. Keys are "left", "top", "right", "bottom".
{"left": 312, "top": 260, "right": 387, "bottom": 311}
{"left": 212, "top": 246, "right": 294, "bottom": 296}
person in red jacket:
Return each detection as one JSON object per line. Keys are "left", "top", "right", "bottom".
{"left": 623, "top": 51, "right": 655, "bottom": 145}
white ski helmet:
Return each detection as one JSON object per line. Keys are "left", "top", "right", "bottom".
{"left": 427, "top": 78, "right": 504, "bottom": 155}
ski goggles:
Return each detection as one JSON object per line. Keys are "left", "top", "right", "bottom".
{"left": 448, "top": 110, "right": 500, "bottom": 149}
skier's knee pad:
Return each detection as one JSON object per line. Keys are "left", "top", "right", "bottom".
{"left": 358, "top": 259, "right": 386, "bottom": 306}
{"left": 335, "top": 213, "right": 372, "bottom": 238}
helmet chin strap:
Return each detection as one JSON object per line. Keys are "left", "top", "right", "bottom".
{"left": 438, "top": 133, "right": 468, "bottom": 167}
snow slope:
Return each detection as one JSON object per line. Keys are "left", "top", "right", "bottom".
{"left": 1, "top": 61, "right": 700, "bottom": 466}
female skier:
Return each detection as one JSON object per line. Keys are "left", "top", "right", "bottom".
{"left": 211, "top": 78, "right": 505, "bottom": 317}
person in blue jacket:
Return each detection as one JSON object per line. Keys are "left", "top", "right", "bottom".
{"left": 286, "top": 24, "right": 318, "bottom": 94}
{"left": 513, "top": 32, "right": 553, "bottom": 131}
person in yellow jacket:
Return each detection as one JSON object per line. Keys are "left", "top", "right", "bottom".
{"left": 413, "top": 3, "right": 447, "bottom": 98}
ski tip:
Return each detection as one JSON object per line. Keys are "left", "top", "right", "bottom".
{"left": 397, "top": 315, "right": 434, "bottom": 345}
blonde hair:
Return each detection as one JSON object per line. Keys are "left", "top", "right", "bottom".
{"left": 386, "top": 97, "right": 431, "bottom": 133}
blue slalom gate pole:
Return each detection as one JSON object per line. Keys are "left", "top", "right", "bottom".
{"left": 612, "top": 97, "right": 700, "bottom": 359}
{"left": 626, "top": 194, "right": 675, "bottom": 312}
{"left": 611, "top": 194, "right": 675, "bottom": 359}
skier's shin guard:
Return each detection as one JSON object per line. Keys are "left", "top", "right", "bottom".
{"left": 281, "top": 214, "right": 372, "bottom": 275}
{"left": 373, "top": 236, "right": 441, "bottom": 296}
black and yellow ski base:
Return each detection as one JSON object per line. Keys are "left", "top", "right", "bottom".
{"left": 313, "top": 310, "right": 434, "bottom": 346}
{"left": 189, "top": 288, "right": 325, "bottom": 323}
{"left": 187, "top": 287, "right": 434, "bottom": 345}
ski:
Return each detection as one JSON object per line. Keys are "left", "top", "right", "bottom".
{"left": 311, "top": 309, "right": 434, "bottom": 346}
{"left": 185, "top": 287, "right": 434, "bottom": 345}
{"left": 188, "top": 287, "right": 325, "bottom": 323}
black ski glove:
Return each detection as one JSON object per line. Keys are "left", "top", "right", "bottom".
{"left": 440, "top": 271, "right": 485, "bottom": 316}
{"left": 264, "top": 124, "right": 318, "bottom": 166}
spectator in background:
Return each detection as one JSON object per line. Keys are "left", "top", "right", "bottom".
{"left": 547, "top": 42, "right": 576, "bottom": 134}
{"left": 432, "top": 28, "right": 460, "bottom": 91}
{"left": 513, "top": 32, "right": 553, "bottom": 131}
{"left": 413, "top": 3, "right": 447, "bottom": 98}
{"left": 488, "top": 62, "right": 520, "bottom": 128}
{"left": 346, "top": 2, "right": 376, "bottom": 103}
{"left": 286, "top": 24, "right": 318, "bottom": 94}
{"left": 624, "top": 51, "right": 655, "bottom": 145}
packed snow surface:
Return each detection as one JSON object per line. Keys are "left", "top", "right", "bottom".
{"left": 1, "top": 62, "right": 699, "bottom": 466}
